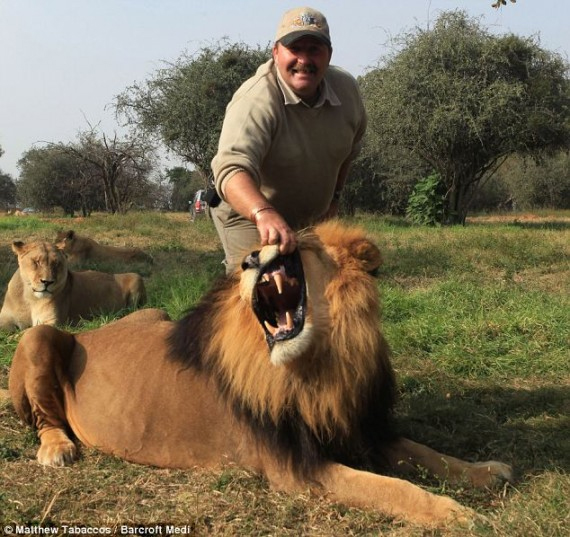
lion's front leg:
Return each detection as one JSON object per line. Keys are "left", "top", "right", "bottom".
{"left": 385, "top": 437, "right": 513, "bottom": 488}
{"left": 9, "top": 324, "right": 77, "bottom": 467}
{"left": 37, "top": 427, "right": 77, "bottom": 466}
{"left": 262, "top": 459, "right": 470, "bottom": 526}
{"left": 315, "top": 462, "right": 473, "bottom": 527}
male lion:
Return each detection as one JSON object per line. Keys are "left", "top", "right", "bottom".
{"left": 0, "top": 240, "right": 146, "bottom": 332}
{"left": 8, "top": 222, "right": 512, "bottom": 526}
{"left": 54, "top": 230, "right": 154, "bottom": 265}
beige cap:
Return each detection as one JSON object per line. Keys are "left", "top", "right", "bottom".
{"left": 275, "top": 7, "right": 331, "bottom": 47}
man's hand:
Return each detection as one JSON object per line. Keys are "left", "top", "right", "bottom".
{"left": 254, "top": 209, "right": 297, "bottom": 254}
{"left": 223, "top": 171, "right": 297, "bottom": 254}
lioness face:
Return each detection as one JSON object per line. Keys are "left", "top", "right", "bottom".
{"left": 54, "top": 231, "right": 75, "bottom": 255}
{"left": 239, "top": 235, "right": 335, "bottom": 367}
{"left": 12, "top": 241, "right": 68, "bottom": 298}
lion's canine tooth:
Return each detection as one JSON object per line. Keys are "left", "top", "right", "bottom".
{"left": 273, "top": 272, "right": 284, "bottom": 294}
{"left": 264, "top": 320, "right": 277, "bottom": 336}
{"left": 262, "top": 274, "right": 271, "bottom": 282}
{"left": 286, "top": 311, "right": 293, "bottom": 330}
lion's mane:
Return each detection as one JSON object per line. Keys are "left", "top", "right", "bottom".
{"left": 169, "top": 222, "right": 398, "bottom": 477}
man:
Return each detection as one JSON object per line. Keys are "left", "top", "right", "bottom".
{"left": 211, "top": 6, "right": 367, "bottom": 273}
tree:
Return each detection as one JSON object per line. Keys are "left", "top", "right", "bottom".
{"left": 17, "top": 146, "right": 101, "bottom": 216}
{"left": 491, "top": 0, "right": 516, "bottom": 8}
{"left": 348, "top": 121, "right": 430, "bottom": 216}
{"left": 0, "top": 143, "right": 17, "bottom": 209}
{"left": 496, "top": 152, "right": 570, "bottom": 210}
{"left": 166, "top": 167, "right": 203, "bottom": 211}
{"left": 60, "top": 128, "right": 158, "bottom": 214}
{"left": 17, "top": 128, "right": 157, "bottom": 215}
{"left": 361, "top": 11, "right": 570, "bottom": 224}
{"left": 0, "top": 173, "right": 17, "bottom": 209}
{"left": 115, "top": 41, "right": 271, "bottom": 187}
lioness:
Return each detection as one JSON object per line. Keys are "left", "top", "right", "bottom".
{"left": 55, "top": 230, "right": 153, "bottom": 264}
{"left": 0, "top": 240, "right": 146, "bottom": 332}
{"left": 9, "top": 222, "right": 512, "bottom": 526}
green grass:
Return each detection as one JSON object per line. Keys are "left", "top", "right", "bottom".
{"left": 0, "top": 215, "right": 57, "bottom": 233}
{"left": 383, "top": 281, "right": 569, "bottom": 379}
{"left": 0, "top": 210, "right": 569, "bottom": 536}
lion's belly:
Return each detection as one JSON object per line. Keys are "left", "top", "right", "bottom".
{"left": 62, "top": 322, "right": 245, "bottom": 469}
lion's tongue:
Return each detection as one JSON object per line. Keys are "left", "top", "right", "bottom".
{"left": 264, "top": 310, "right": 294, "bottom": 337}
{"left": 278, "top": 311, "right": 294, "bottom": 331}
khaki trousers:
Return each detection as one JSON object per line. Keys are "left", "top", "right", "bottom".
{"left": 210, "top": 202, "right": 261, "bottom": 274}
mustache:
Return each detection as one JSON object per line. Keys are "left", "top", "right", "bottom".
{"left": 290, "top": 63, "right": 317, "bottom": 74}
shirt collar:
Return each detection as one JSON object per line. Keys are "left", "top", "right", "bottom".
{"left": 274, "top": 64, "right": 341, "bottom": 108}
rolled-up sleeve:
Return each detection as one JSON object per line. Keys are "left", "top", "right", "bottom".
{"left": 212, "top": 94, "right": 276, "bottom": 199}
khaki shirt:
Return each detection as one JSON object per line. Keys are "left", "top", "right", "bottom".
{"left": 211, "top": 59, "right": 367, "bottom": 230}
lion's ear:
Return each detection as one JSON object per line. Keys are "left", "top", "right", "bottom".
{"left": 66, "top": 230, "right": 75, "bottom": 240}
{"left": 350, "top": 239, "right": 382, "bottom": 273}
{"left": 11, "top": 241, "right": 25, "bottom": 255}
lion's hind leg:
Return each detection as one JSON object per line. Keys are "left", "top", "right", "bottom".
{"left": 385, "top": 437, "right": 514, "bottom": 488}
{"left": 9, "top": 324, "right": 77, "bottom": 467}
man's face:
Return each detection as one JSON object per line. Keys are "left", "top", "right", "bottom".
{"left": 272, "top": 37, "right": 332, "bottom": 101}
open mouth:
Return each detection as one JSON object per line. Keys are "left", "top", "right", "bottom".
{"left": 251, "top": 249, "right": 306, "bottom": 349}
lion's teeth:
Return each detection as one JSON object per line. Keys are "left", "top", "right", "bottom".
{"left": 286, "top": 311, "right": 293, "bottom": 330}
{"left": 273, "top": 272, "right": 284, "bottom": 294}
{"left": 262, "top": 274, "right": 270, "bottom": 282}
{"left": 264, "top": 320, "right": 277, "bottom": 336}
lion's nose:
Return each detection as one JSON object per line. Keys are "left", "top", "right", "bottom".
{"left": 241, "top": 251, "right": 261, "bottom": 271}
{"left": 40, "top": 279, "right": 54, "bottom": 287}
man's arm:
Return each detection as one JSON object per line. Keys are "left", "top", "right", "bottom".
{"left": 224, "top": 171, "right": 297, "bottom": 254}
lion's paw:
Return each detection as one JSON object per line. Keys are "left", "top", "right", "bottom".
{"left": 467, "top": 460, "right": 514, "bottom": 488}
{"left": 445, "top": 503, "right": 478, "bottom": 528}
{"left": 37, "top": 438, "right": 77, "bottom": 467}
{"left": 406, "top": 495, "right": 476, "bottom": 528}
{"left": 433, "top": 496, "right": 476, "bottom": 528}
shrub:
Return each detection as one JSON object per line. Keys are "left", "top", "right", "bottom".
{"left": 406, "top": 173, "right": 444, "bottom": 226}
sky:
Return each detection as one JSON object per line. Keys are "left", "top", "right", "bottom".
{"left": 1, "top": 0, "right": 569, "bottom": 179}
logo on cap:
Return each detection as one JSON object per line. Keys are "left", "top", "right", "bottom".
{"left": 291, "top": 12, "right": 323, "bottom": 30}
